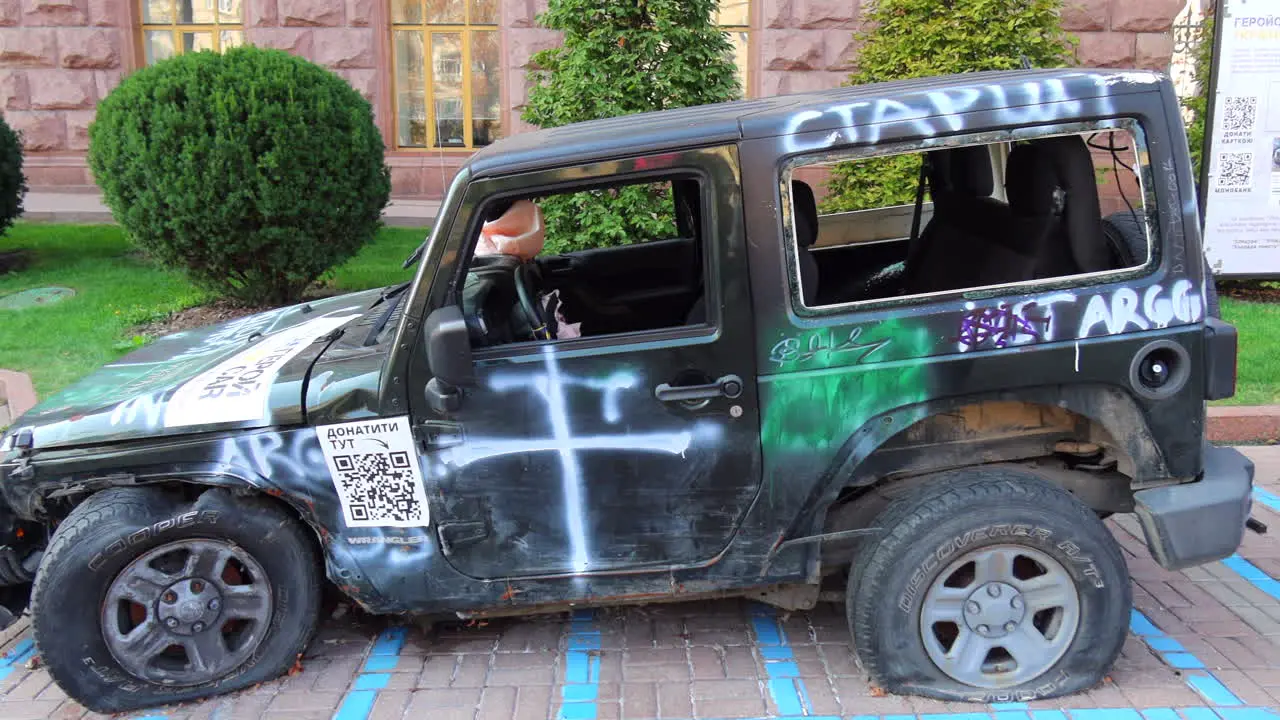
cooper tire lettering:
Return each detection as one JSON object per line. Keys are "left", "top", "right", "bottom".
{"left": 87, "top": 509, "right": 221, "bottom": 571}
{"left": 847, "top": 468, "right": 1131, "bottom": 702}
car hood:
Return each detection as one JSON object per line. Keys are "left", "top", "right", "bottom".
{"left": 5, "top": 288, "right": 389, "bottom": 451}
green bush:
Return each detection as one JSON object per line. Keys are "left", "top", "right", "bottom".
{"left": 0, "top": 114, "right": 26, "bottom": 237}
{"left": 1184, "top": 11, "right": 1214, "bottom": 181}
{"left": 88, "top": 46, "right": 390, "bottom": 306}
{"left": 522, "top": 0, "right": 741, "bottom": 252}
{"left": 820, "top": 0, "right": 1076, "bottom": 213}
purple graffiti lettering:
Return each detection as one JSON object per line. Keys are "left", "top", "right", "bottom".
{"left": 957, "top": 303, "right": 1049, "bottom": 349}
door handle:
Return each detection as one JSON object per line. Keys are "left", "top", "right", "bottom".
{"left": 654, "top": 374, "right": 743, "bottom": 402}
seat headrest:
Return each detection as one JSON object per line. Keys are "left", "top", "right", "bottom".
{"left": 1006, "top": 136, "right": 1110, "bottom": 273}
{"left": 929, "top": 145, "right": 994, "bottom": 198}
{"left": 1005, "top": 143, "right": 1060, "bottom": 217}
{"left": 791, "top": 179, "right": 818, "bottom": 249}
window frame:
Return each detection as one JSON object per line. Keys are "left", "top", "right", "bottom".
{"left": 715, "top": 0, "right": 751, "bottom": 97}
{"left": 138, "top": 0, "right": 244, "bottom": 64}
{"left": 780, "top": 117, "right": 1161, "bottom": 317}
{"left": 430, "top": 154, "right": 731, "bottom": 362}
{"left": 390, "top": 0, "right": 501, "bottom": 152}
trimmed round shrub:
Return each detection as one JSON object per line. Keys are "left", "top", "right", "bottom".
{"left": 0, "top": 114, "right": 26, "bottom": 237}
{"left": 88, "top": 47, "right": 391, "bottom": 306}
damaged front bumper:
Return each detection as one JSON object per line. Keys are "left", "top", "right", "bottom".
{"left": 0, "top": 454, "right": 41, "bottom": 631}
{"left": 1133, "top": 443, "right": 1255, "bottom": 571}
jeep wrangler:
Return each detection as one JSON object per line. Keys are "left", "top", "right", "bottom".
{"left": 0, "top": 68, "right": 1255, "bottom": 712}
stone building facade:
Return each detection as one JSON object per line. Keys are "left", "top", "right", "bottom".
{"left": 0, "top": 0, "right": 1188, "bottom": 200}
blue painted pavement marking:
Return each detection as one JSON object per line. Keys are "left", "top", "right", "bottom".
{"left": 1189, "top": 675, "right": 1247, "bottom": 708}
{"left": 1218, "top": 709, "right": 1280, "bottom": 720}
{"left": 1222, "top": 554, "right": 1280, "bottom": 602}
{"left": 1129, "top": 609, "right": 1244, "bottom": 707}
{"left": 750, "top": 603, "right": 812, "bottom": 716}
{"left": 0, "top": 636, "right": 35, "bottom": 683}
{"left": 1253, "top": 487, "right": 1280, "bottom": 515}
{"left": 557, "top": 608, "right": 601, "bottom": 720}
{"left": 332, "top": 625, "right": 409, "bottom": 720}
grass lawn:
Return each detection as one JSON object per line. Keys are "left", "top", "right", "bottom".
{"left": 1217, "top": 297, "right": 1280, "bottom": 406}
{"left": 0, "top": 222, "right": 426, "bottom": 398}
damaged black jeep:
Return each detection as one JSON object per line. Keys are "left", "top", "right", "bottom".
{"left": 0, "top": 68, "right": 1256, "bottom": 712}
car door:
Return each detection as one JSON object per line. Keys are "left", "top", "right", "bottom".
{"left": 411, "top": 146, "right": 762, "bottom": 579}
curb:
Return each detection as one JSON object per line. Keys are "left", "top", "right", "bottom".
{"left": 19, "top": 193, "right": 439, "bottom": 228}
{"left": 1208, "top": 405, "right": 1280, "bottom": 445}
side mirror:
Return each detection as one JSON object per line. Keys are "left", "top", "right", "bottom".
{"left": 424, "top": 305, "right": 474, "bottom": 413}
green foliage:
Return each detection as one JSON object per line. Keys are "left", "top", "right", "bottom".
{"left": 1184, "top": 11, "right": 1214, "bottom": 181}
{"left": 522, "top": 0, "right": 740, "bottom": 250}
{"left": 87, "top": 46, "right": 391, "bottom": 306}
{"left": 820, "top": 0, "right": 1076, "bottom": 214}
{"left": 539, "top": 183, "right": 678, "bottom": 254}
{"left": 0, "top": 114, "right": 27, "bottom": 238}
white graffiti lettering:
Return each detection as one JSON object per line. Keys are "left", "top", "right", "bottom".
{"left": 445, "top": 346, "right": 720, "bottom": 575}
{"left": 780, "top": 72, "right": 1137, "bottom": 155}
{"left": 1079, "top": 281, "right": 1201, "bottom": 337}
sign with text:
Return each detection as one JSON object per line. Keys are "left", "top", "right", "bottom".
{"left": 1202, "top": 1, "right": 1280, "bottom": 275}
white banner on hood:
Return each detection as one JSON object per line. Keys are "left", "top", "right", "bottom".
{"left": 163, "top": 313, "right": 359, "bottom": 428}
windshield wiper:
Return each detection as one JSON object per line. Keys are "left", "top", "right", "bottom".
{"left": 363, "top": 288, "right": 409, "bottom": 347}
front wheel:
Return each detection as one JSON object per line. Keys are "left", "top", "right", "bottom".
{"left": 846, "top": 468, "right": 1131, "bottom": 702}
{"left": 31, "top": 486, "right": 321, "bottom": 714}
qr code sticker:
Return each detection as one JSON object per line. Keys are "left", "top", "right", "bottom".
{"left": 331, "top": 451, "right": 425, "bottom": 525}
{"left": 1217, "top": 152, "right": 1254, "bottom": 189}
{"left": 319, "top": 417, "right": 431, "bottom": 528}
{"left": 1223, "top": 96, "right": 1258, "bottom": 133}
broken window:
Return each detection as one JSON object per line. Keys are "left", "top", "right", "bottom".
{"left": 785, "top": 122, "right": 1155, "bottom": 309}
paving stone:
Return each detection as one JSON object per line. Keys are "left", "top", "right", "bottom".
{"left": 475, "top": 685, "right": 515, "bottom": 720}
{"left": 265, "top": 690, "right": 343, "bottom": 713}
{"left": 513, "top": 685, "right": 552, "bottom": 720}
{"left": 368, "top": 689, "right": 410, "bottom": 720}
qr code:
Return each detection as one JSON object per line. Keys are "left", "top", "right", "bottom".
{"left": 331, "top": 451, "right": 424, "bottom": 524}
{"left": 1218, "top": 152, "right": 1254, "bottom": 188}
{"left": 1223, "top": 96, "right": 1258, "bottom": 133}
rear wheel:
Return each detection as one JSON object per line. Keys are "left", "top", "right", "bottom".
{"left": 846, "top": 468, "right": 1130, "bottom": 702}
{"left": 31, "top": 486, "right": 321, "bottom": 713}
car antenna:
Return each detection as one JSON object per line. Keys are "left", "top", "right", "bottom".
{"left": 1020, "top": 54, "right": 1033, "bottom": 69}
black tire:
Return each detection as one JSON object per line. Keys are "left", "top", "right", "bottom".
{"left": 846, "top": 468, "right": 1130, "bottom": 702}
{"left": 1103, "top": 210, "right": 1219, "bottom": 318}
{"left": 31, "top": 486, "right": 321, "bottom": 714}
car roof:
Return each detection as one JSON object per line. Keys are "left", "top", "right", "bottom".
{"left": 465, "top": 68, "right": 1166, "bottom": 179}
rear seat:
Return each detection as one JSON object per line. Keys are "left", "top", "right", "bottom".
{"left": 902, "top": 136, "right": 1120, "bottom": 296}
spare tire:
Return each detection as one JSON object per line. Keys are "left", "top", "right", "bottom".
{"left": 1102, "top": 210, "right": 1219, "bottom": 318}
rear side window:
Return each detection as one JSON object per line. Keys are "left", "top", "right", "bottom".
{"left": 785, "top": 122, "right": 1154, "bottom": 310}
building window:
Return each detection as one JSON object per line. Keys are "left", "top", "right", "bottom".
{"left": 716, "top": 0, "right": 750, "bottom": 96}
{"left": 392, "top": 0, "right": 500, "bottom": 149}
{"left": 140, "top": 0, "right": 244, "bottom": 64}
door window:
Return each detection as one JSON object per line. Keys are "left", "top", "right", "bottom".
{"left": 456, "top": 173, "right": 713, "bottom": 350}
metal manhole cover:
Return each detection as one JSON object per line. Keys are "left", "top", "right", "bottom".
{"left": 0, "top": 286, "right": 76, "bottom": 310}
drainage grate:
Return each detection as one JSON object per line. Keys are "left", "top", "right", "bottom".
{"left": 0, "top": 286, "right": 76, "bottom": 310}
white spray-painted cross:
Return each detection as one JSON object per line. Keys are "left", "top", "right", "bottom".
{"left": 443, "top": 345, "right": 720, "bottom": 575}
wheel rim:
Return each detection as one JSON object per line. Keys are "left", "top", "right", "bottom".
{"left": 101, "top": 538, "right": 273, "bottom": 687}
{"left": 919, "top": 544, "right": 1080, "bottom": 689}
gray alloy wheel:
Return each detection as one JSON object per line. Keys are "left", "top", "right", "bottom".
{"left": 100, "top": 538, "right": 274, "bottom": 686}
{"left": 919, "top": 544, "right": 1080, "bottom": 688}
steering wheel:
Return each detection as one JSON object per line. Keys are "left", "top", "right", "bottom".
{"left": 514, "top": 262, "right": 555, "bottom": 341}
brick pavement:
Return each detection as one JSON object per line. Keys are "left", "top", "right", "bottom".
{"left": 0, "top": 446, "right": 1277, "bottom": 720}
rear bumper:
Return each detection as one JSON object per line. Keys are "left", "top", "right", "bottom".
{"left": 1133, "top": 444, "right": 1254, "bottom": 571}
